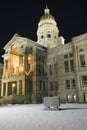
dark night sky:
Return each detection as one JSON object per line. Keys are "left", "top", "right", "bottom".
{"left": 0, "top": 0, "right": 87, "bottom": 62}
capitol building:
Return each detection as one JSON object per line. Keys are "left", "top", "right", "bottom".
{"left": 0, "top": 6, "right": 87, "bottom": 103}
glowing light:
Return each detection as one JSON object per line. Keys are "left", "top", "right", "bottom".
{"left": 19, "top": 66, "right": 23, "bottom": 72}
{"left": 28, "top": 57, "right": 30, "bottom": 60}
{"left": 12, "top": 83, "right": 15, "bottom": 88}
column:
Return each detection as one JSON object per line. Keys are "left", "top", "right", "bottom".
{"left": 8, "top": 58, "right": 10, "bottom": 74}
{"left": 73, "top": 44, "right": 80, "bottom": 103}
{"left": 19, "top": 55, "right": 24, "bottom": 73}
{"left": 3, "top": 60, "right": 6, "bottom": 75}
{"left": 5, "top": 82, "right": 8, "bottom": 96}
{"left": 24, "top": 54, "right": 28, "bottom": 71}
{"left": 1, "top": 83, "right": 4, "bottom": 97}
{"left": 17, "top": 80, "right": 19, "bottom": 95}
{"left": 22, "top": 80, "right": 25, "bottom": 95}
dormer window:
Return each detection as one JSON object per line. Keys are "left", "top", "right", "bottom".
{"left": 47, "top": 34, "right": 51, "bottom": 38}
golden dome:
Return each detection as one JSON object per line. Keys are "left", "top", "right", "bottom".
{"left": 40, "top": 6, "right": 55, "bottom": 21}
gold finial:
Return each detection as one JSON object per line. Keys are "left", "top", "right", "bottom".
{"left": 44, "top": 5, "right": 49, "bottom": 14}
{"left": 46, "top": 5, "right": 48, "bottom": 9}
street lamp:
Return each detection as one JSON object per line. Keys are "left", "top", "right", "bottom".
{"left": 12, "top": 83, "right": 15, "bottom": 95}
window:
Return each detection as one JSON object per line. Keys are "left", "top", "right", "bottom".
{"left": 5, "top": 60, "right": 8, "bottom": 70}
{"left": 55, "top": 36, "right": 56, "bottom": 39}
{"left": 67, "top": 94, "right": 73, "bottom": 103}
{"left": 39, "top": 63, "right": 41, "bottom": 74}
{"left": 64, "top": 61, "right": 69, "bottom": 72}
{"left": 71, "top": 79, "right": 76, "bottom": 89}
{"left": 82, "top": 76, "right": 87, "bottom": 87}
{"left": 43, "top": 82, "right": 45, "bottom": 91}
{"left": 54, "top": 63, "right": 58, "bottom": 74}
{"left": 42, "top": 65, "right": 44, "bottom": 74}
{"left": 47, "top": 34, "right": 51, "bottom": 38}
{"left": 69, "top": 53, "right": 73, "bottom": 57}
{"left": 42, "top": 57, "right": 44, "bottom": 62}
{"left": 80, "top": 54, "right": 86, "bottom": 67}
{"left": 20, "top": 45, "right": 23, "bottom": 48}
{"left": 70, "top": 60, "right": 74, "bottom": 71}
{"left": 19, "top": 80, "right": 22, "bottom": 95}
{"left": 64, "top": 54, "right": 68, "bottom": 58}
{"left": 3, "top": 83, "right": 6, "bottom": 96}
{"left": 79, "top": 48, "right": 84, "bottom": 52}
{"left": 50, "top": 82, "right": 53, "bottom": 91}
{"left": 55, "top": 82, "right": 58, "bottom": 95}
{"left": 41, "top": 35, "right": 44, "bottom": 39}
{"left": 65, "top": 80, "right": 70, "bottom": 89}
{"left": 39, "top": 57, "right": 41, "bottom": 61}
{"left": 49, "top": 65, "right": 52, "bottom": 75}
{"left": 28, "top": 64, "right": 30, "bottom": 71}
{"left": 39, "top": 80, "right": 42, "bottom": 91}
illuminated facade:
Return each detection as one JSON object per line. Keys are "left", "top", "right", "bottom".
{"left": 1, "top": 34, "right": 47, "bottom": 103}
{"left": 1, "top": 6, "right": 87, "bottom": 103}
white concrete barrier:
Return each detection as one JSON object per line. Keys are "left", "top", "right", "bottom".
{"left": 44, "top": 96, "right": 60, "bottom": 109}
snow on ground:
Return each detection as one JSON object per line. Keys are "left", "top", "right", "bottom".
{"left": 0, "top": 103, "right": 87, "bottom": 130}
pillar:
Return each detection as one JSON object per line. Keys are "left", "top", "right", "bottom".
{"left": 5, "top": 82, "right": 8, "bottom": 96}
{"left": 24, "top": 54, "right": 28, "bottom": 71}
{"left": 17, "top": 80, "right": 19, "bottom": 95}
{"left": 22, "top": 80, "right": 25, "bottom": 95}
{"left": 1, "top": 83, "right": 4, "bottom": 97}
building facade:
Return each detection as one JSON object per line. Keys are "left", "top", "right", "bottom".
{"left": 0, "top": 63, "right": 3, "bottom": 97}
{"left": 1, "top": 7, "right": 87, "bottom": 103}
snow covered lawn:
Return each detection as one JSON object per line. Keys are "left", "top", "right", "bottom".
{"left": 0, "top": 103, "right": 87, "bottom": 130}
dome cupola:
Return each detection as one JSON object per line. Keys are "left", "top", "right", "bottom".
{"left": 37, "top": 6, "right": 59, "bottom": 48}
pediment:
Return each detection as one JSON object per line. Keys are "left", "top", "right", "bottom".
{"left": 4, "top": 33, "right": 36, "bottom": 51}
{"left": 4, "top": 33, "right": 21, "bottom": 50}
